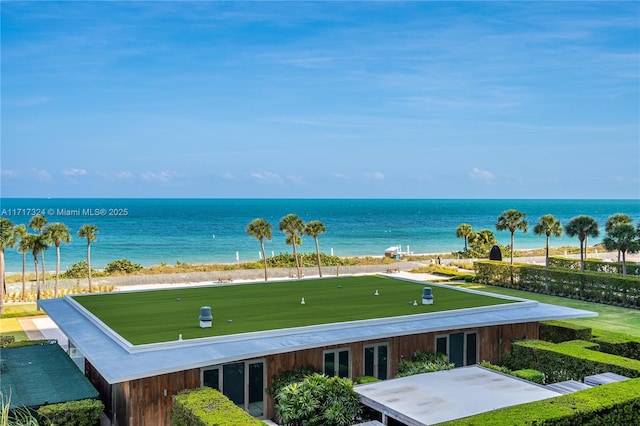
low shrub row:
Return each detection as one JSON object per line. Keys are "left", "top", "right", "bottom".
{"left": 540, "top": 320, "right": 592, "bottom": 343}
{"left": 171, "top": 387, "right": 264, "bottom": 426}
{"left": 37, "top": 399, "right": 104, "bottom": 426}
{"left": 474, "top": 261, "right": 640, "bottom": 308}
{"left": 505, "top": 339, "right": 640, "bottom": 384}
{"left": 591, "top": 330, "right": 640, "bottom": 361}
{"left": 548, "top": 256, "right": 640, "bottom": 276}
{"left": 439, "top": 377, "right": 640, "bottom": 425}
{"left": 479, "top": 361, "right": 544, "bottom": 384}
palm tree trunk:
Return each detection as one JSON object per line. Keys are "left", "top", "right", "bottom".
{"left": 55, "top": 244, "right": 60, "bottom": 298}
{"left": 464, "top": 237, "right": 468, "bottom": 252}
{"left": 293, "top": 243, "right": 301, "bottom": 279}
{"left": 621, "top": 250, "right": 627, "bottom": 276}
{"left": 41, "top": 251, "right": 46, "bottom": 291}
{"left": 87, "top": 241, "right": 93, "bottom": 293}
{"left": 579, "top": 238, "right": 585, "bottom": 272}
{"left": 260, "top": 240, "right": 268, "bottom": 282}
{"left": 34, "top": 256, "right": 40, "bottom": 304}
{"left": 314, "top": 237, "right": 323, "bottom": 278}
{"left": 21, "top": 252, "right": 26, "bottom": 302}
{"left": 545, "top": 235, "right": 550, "bottom": 268}
{"left": 510, "top": 232, "right": 515, "bottom": 265}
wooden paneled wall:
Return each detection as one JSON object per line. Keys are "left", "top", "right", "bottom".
{"left": 90, "top": 322, "right": 539, "bottom": 425}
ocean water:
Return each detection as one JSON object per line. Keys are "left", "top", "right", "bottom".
{"left": 1, "top": 199, "right": 638, "bottom": 273}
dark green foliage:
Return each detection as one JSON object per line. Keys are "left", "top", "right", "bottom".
{"left": 60, "top": 261, "right": 100, "bottom": 279}
{"left": 506, "top": 339, "right": 640, "bottom": 384}
{"left": 439, "top": 378, "right": 640, "bottom": 425}
{"left": 264, "top": 252, "right": 355, "bottom": 268}
{"left": 104, "top": 259, "right": 142, "bottom": 274}
{"left": 171, "top": 387, "right": 264, "bottom": 426}
{"left": 549, "top": 256, "right": 640, "bottom": 276}
{"left": 37, "top": 399, "right": 104, "bottom": 426}
{"left": 396, "top": 352, "right": 454, "bottom": 377}
{"left": 267, "top": 366, "right": 321, "bottom": 398}
{"left": 540, "top": 320, "right": 593, "bottom": 343}
{"left": 275, "top": 373, "right": 362, "bottom": 426}
{"left": 474, "top": 260, "right": 640, "bottom": 308}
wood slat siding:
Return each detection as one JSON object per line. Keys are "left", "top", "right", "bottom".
{"left": 89, "top": 322, "right": 538, "bottom": 425}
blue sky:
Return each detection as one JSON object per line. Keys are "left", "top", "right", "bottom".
{"left": 1, "top": 1, "right": 639, "bottom": 199}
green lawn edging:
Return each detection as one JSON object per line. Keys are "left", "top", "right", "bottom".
{"left": 437, "top": 378, "right": 640, "bottom": 425}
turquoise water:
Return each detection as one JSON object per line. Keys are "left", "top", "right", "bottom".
{"left": 1, "top": 198, "right": 638, "bottom": 272}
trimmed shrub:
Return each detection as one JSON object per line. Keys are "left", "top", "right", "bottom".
{"left": 506, "top": 339, "right": 640, "bottom": 384}
{"left": 439, "top": 378, "right": 640, "bottom": 425}
{"left": 512, "top": 369, "right": 544, "bottom": 384}
{"left": 171, "top": 387, "right": 264, "bottom": 426}
{"left": 396, "top": 352, "right": 454, "bottom": 377}
{"left": 353, "top": 376, "right": 380, "bottom": 385}
{"left": 37, "top": 399, "right": 104, "bottom": 426}
{"left": 540, "top": 320, "right": 592, "bottom": 343}
{"left": 591, "top": 329, "right": 640, "bottom": 361}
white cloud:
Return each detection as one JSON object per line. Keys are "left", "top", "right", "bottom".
{"left": 115, "top": 171, "right": 135, "bottom": 180}
{"left": 364, "top": 171, "right": 385, "bottom": 180}
{"left": 219, "top": 172, "right": 234, "bottom": 180}
{"left": 469, "top": 168, "right": 495, "bottom": 181}
{"left": 286, "top": 174, "right": 304, "bottom": 184}
{"left": 31, "top": 168, "right": 53, "bottom": 182}
{"left": 140, "top": 170, "right": 177, "bottom": 183}
{"left": 249, "top": 171, "right": 282, "bottom": 183}
{"left": 62, "top": 168, "right": 88, "bottom": 176}
{"left": 0, "top": 169, "right": 17, "bottom": 177}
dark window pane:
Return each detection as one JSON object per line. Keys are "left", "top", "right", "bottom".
{"left": 338, "top": 350, "right": 350, "bottom": 378}
{"left": 377, "top": 345, "right": 388, "bottom": 380}
{"left": 248, "top": 362, "right": 264, "bottom": 417}
{"left": 436, "top": 336, "right": 448, "bottom": 356}
{"left": 203, "top": 369, "right": 220, "bottom": 390}
{"left": 324, "top": 352, "right": 335, "bottom": 376}
{"left": 466, "top": 333, "right": 477, "bottom": 366}
{"left": 364, "top": 347, "right": 374, "bottom": 377}
{"left": 449, "top": 333, "right": 464, "bottom": 367}
{"left": 223, "top": 362, "right": 245, "bottom": 408}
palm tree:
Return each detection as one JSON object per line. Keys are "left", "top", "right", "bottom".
{"left": 0, "top": 218, "right": 17, "bottom": 314}
{"left": 605, "top": 213, "right": 633, "bottom": 262}
{"left": 246, "top": 218, "right": 273, "bottom": 282}
{"left": 45, "top": 223, "right": 72, "bottom": 298}
{"left": 29, "top": 214, "right": 48, "bottom": 291}
{"left": 78, "top": 224, "right": 99, "bottom": 293}
{"left": 533, "top": 215, "right": 562, "bottom": 268}
{"left": 603, "top": 223, "right": 639, "bottom": 276}
{"left": 495, "top": 209, "right": 529, "bottom": 265}
{"left": 304, "top": 220, "right": 326, "bottom": 278}
{"left": 14, "top": 224, "right": 29, "bottom": 301}
{"left": 279, "top": 214, "right": 305, "bottom": 279}
{"left": 25, "top": 234, "right": 49, "bottom": 303}
{"left": 564, "top": 215, "right": 599, "bottom": 272}
{"left": 455, "top": 223, "right": 473, "bottom": 252}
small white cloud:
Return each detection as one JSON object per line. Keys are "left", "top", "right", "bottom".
{"left": 331, "top": 172, "right": 349, "bottom": 180}
{"left": 62, "top": 168, "right": 88, "bottom": 176}
{"left": 115, "top": 171, "right": 135, "bottom": 180}
{"left": 249, "top": 171, "right": 282, "bottom": 183}
{"left": 140, "top": 170, "right": 177, "bottom": 183}
{"left": 0, "top": 169, "right": 17, "bottom": 177}
{"left": 286, "top": 174, "right": 304, "bottom": 184}
{"left": 219, "top": 172, "right": 234, "bottom": 180}
{"left": 31, "top": 168, "right": 53, "bottom": 182}
{"left": 364, "top": 171, "right": 385, "bottom": 180}
{"left": 469, "top": 168, "right": 495, "bottom": 181}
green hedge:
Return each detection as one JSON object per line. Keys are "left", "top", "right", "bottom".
{"left": 512, "top": 369, "right": 545, "bottom": 384}
{"left": 506, "top": 340, "right": 640, "bottom": 384}
{"left": 474, "top": 261, "right": 640, "bottom": 308}
{"left": 171, "top": 388, "right": 265, "bottom": 426}
{"left": 540, "top": 320, "right": 592, "bottom": 343}
{"left": 548, "top": 256, "right": 640, "bottom": 276}
{"left": 37, "top": 399, "right": 104, "bottom": 426}
{"left": 438, "top": 378, "right": 640, "bottom": 425}
{"left": 591, "top": 329, "right": 640, "bottom": 361}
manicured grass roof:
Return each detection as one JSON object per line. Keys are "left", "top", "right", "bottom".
{"left": 72, "top": 276, "right": 515, "bottom": 345}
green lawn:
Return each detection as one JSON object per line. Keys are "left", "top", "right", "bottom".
{"left": 73, "top": 276, "right": 515, "bottom": 345}
{"left": 449, "top": 282, "right": 640, "bottom": 337}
